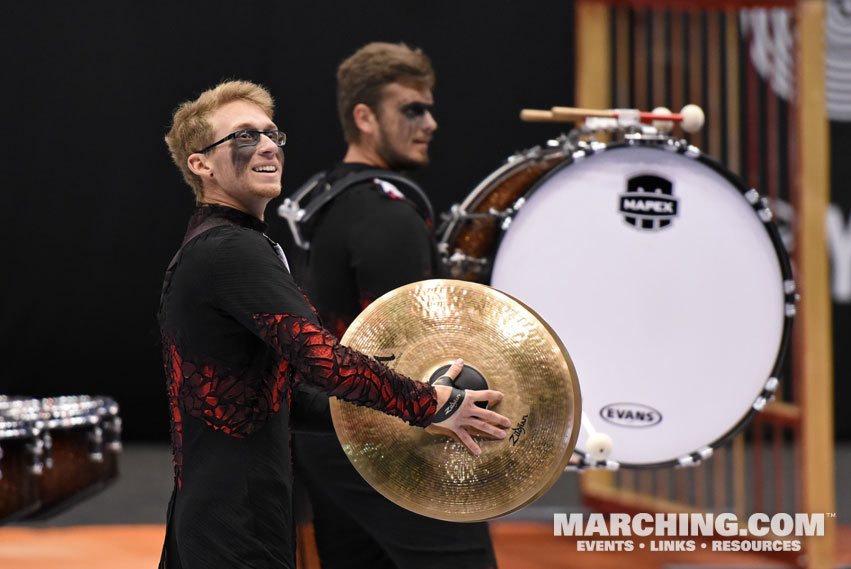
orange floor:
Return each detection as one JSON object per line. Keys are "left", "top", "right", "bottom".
{"left": 0, "top": 523, "right": 848, "bottom": 569}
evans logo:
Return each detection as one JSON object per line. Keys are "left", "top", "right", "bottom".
{"left": 600, "top": 403, "right": 662, "bottom": 428}
{"left": 619, "top": 174, "right": 678, "bottom": 230}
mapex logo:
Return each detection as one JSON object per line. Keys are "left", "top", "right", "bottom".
{"left": 619, "top": 174, "right": 678, "bottom": 230}
{"left": 600, "top": 403, "right": 662, "bottom": 427}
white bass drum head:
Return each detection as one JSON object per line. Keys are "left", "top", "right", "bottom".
{"left": 490, "top": 143, "right": 792, "bottom": 467}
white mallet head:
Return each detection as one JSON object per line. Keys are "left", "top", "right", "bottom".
{"left": 651, "top": 106, "right": 674, "bottom": 133}
{"left": 680, "top": 104, "right": 705, "bottom": 133}
{"left": 585, "top": 432, "right": 613, "bottom": 462}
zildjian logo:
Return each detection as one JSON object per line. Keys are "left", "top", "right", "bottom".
{"left": 443, "top": 392, "right": 463, "bottom": 415}
{"left": 509, "top": 414, "right": 528, "bottom": 446}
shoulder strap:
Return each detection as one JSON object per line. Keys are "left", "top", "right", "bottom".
{"left": 158, "top": 217, "right": 233, "bottom": 314}
{"left": 278, "top": 169, "right": 435, "bottom": 251}
{"left": 166, "top": 217, "right": 232, "bottom": 273}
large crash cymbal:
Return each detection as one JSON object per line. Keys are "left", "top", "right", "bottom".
{"left": 330, "top": 279, "right": 581, "bottom": 522}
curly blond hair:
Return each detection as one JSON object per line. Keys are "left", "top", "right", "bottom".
{"left": 165, "top": 80, "right": 275, "bottom": 201}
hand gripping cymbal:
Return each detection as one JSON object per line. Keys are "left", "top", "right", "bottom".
{"left": 330, "top": 279, "right": 581, "bottom": 522}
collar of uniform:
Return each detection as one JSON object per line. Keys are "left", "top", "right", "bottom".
{"left": 189, "top": 203, "right": 268, "bottom": 234}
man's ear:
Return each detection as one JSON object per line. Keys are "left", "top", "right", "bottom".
{"left": 352, "top": 103, "right": 378, "bottom": 136}
{"left": 187, "top": 153, "right": 213, "bottom": 179}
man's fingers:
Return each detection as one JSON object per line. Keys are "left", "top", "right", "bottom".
{"left": 467, "top": 419, "right": 508, "bottom": 439}
{"left": 464, "top": 426, "right": 491, "bottom": 438}
{"left": 444, "top": 358, "right": 464, "bottom": 380}
{"left": 455, "top": 427, "right": 481, "bottom": 456}
{"left": 431, "top": 378, "right": 513, "bottom": 456}
{"left": 466, "top": 389, "right": 504, "bottom": 403}
{"left": 462, "top": 392, "right": 511, "bottom": 428}
{"left": 426, "top": 424, "right": 464, "bottom": 445}
{"left": 471, "top": 407, "right": 512, "bottom": 428}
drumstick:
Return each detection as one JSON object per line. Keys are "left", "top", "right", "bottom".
{"left": 519, "top": 108, "right": 612, "bottom": 122}
{"left": 518, "top": 109, "right": 557, "bottom": 122}
{"left": 550, "top": 106, "right": 619, "bottom": 121}
{"left": 520, "top": 104, "right": 705, "bottom": 132}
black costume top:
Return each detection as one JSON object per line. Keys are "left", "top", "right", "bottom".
{"left": 300, "top": 163, "right": 439, "bottom": 338}
{"left": 292, "top": 164, "right": 497, "bottom": 569}
{"left": 158, "top": 204, "right": 437, "bottom": 569}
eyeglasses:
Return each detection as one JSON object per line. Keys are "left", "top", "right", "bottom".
{"left": 197, "top": 129, "right": 287, "bottom": 153}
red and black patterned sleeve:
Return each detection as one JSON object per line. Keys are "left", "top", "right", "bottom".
{"left": 253, "top": 313, "right": 437, "bottom": 427}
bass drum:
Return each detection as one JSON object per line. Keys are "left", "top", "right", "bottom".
{"left": 0, "top": 397, "right": 42, "bottom": 522}
{"left": 28, "top": 395, "right": 122, "bottom": 519}
{"left": 440, "top": 136, "right": 796, "bottom": 468}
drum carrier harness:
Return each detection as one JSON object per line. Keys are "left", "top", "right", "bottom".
{"left": 278, "top": 169, "right": 435, "bottom": 251}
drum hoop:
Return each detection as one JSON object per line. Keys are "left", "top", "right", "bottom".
{"left": 490, "top": 137, "right": 797, "bottom": 469}
{"left": 439, "top": 145, "right": 570, "bottom": 247}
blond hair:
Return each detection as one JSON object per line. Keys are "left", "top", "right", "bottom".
{"left": 165, "top": 80, "right": 275, "bottom": 201}
{"left": 337, "top": 42, "right": 435, "bottom": 143}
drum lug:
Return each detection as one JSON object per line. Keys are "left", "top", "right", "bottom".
{"left": 677, "top": 446, "right": 713, "bottom": 468}
{"left": 442, "top": 203, "right": 464, "bottom": 224}
{"left": 104, "top": 416, "right": 123, "bottom": 452}
{"left": 42, "top": 431, "right": 53, "bottom": 469}
{"left": 26, "top": 438, "right": 44, "bottom": 476}
{"left": 784, "top": 279, "right": 797, "bottom": 295}
{"left": 753, "top": 377, "right": 780, "bottom": 413}
{"left": 583, "top": 140, "right": 605, "bottom": 153}
{"left": 544, "top": 134, "right": 577, "bottom": 153}
{"left": 88, "top": 426, "right": 104, "bottom": 462}
{"left": 565, "top": 454, "right": 620, "bottom": 472}
{"left": 661, "top": 137, "right": 682, "bottom": 152}
{"left": 448, "top": 251, "right": 488, "bottom": 267}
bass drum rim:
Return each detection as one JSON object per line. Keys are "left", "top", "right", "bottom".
{"left": 439, "top": 140, "right": 573, "bottom": 284}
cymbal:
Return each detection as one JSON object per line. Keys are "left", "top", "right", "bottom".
{"left": 330, "top": 279, "right": 581, "bottom": 522}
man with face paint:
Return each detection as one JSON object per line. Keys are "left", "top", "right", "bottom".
{"left": 287, "top": 44, "right": 500, "bottom": 569}
{"left": 159, "top": 80, "right": 510, "bottom": 569}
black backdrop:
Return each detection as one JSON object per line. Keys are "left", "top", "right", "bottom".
{"left": 0, "top": 2, "right": 575, "bottom": 441}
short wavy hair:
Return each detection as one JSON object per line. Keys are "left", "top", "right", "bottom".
{"left": 337, "top": 42, "right": 435, "bottom": 143}
{"left": 165, "top": 80, "right": 275, "bottom": 201}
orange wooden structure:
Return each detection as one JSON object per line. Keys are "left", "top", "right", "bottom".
{"left": 574, "top": 1, "right": 835, "bottom": 568}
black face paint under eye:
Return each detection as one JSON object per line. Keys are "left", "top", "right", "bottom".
{"left": 400, "top": 102, "right": 434, "bottom": 120}
{"left": 231, "top": 141, "right": 255, "bottom": 174}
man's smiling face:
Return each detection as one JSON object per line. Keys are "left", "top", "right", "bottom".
{"left": 201, "top": 99, "right": 284, "bottom": 211}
